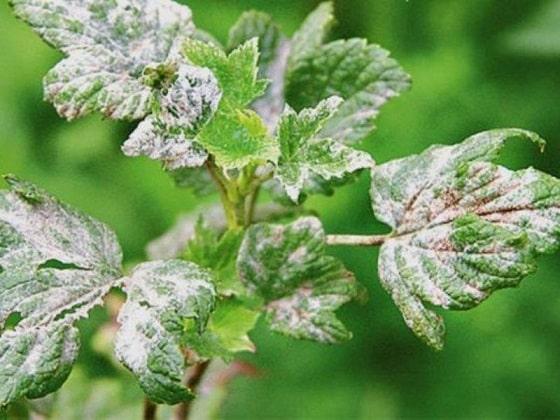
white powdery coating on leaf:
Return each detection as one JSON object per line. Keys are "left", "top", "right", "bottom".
{"left": 122, "top": 116, "right": 208, "bottom": 170}
{"left": 237, "top": 217, "right": 357, "bottom": 343}
{"left": 275, "top": 96, "right": 374, "bottom": 202}
{"left": 114, "top": 260, "right": 215, "bottom": 404}
{"left": 158, "top": 65, "right": 222, "bottom": 131}
{"left": 11, "top": 0, "right": 195, "bottom": 120}
{"left": 371, "top": 129, "right": 559, "bottom": 350}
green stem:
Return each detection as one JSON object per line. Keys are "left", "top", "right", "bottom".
{"left": 206, "top": 161, "right": 240, "bottom": 229}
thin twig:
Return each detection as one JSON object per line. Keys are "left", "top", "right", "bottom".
{"left": 326, "top": 234, "right": 387, "bottom": 247}
{"left": 143, "top": 398, "right": 157, "bottom": 420}
{"left": 174, "top": 361, "right": 211, "bottom": 420}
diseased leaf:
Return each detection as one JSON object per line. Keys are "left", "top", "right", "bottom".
{"left": 169, "top": 168, "right": 216, "bottom": 196}
{"left": 115, "top": 260, "right": 215, "bottom": 405}
{"left": 183, "top": 39, "right": 278, "bottom": 169}
{"left": 0, "top": 324, "right": 79, "bottom": 409}
{"left": 287, "top": 2, "right": 335, "bottom": 72}
{"left": 121, "top": 63, "right": 221, "bottom": 169}
{"left": 286, "top": 3, "right": 410, "bottom": 144}
{"left": 10, "top": 0, "right": 195, "bottom": 121}
{"left": 237, "top": 217, "right": 357, "bottom": 343}
{"left": 184, "top": 220, "right": 245, "bottom": 296}
{"left": 227, "top": 11, "right": 290, "bottom": 128}
{"left": 274, "top": 96, "right": 374, "bottom": 202}
{"left": 371, "top": 129, "right": 560, "bottom": 350}
{"left": 121, "top": 116, "right": 209, "bottom": 171}
{"left": 0, "top": 176, "right": 123, "bottom": 408}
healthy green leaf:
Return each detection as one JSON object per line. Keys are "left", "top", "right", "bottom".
{"left": 0, "top": 176, "right": 123, "bottom": 408}
{"left": 196, "top": 109, "right": 279, "bottom": 170}
{"left": 186, "top": 299, "right": 259, "bottom": 360}
{"left": 10, "top": 0, "right": 195, "bottom": 121}
{"left": 184, "top": 38, "right": 267, "bottom": 109}
{"left": 115, "top": 260, "right": 215, "bottom": 405}
{"left": 184, "top": 220, "right": 245, "bottom": 296}
{"left": 286, "top": 3, "right": 410, "bottom": 144}
{"left": 371, "top": 129, "right": 560, "bottom": 350}
{"left": 183, "top": 39, "right": 278, "bottom": 169}
{"left": 275, "top": 96, "right": 374, "bottom": 202}
{"left": 227, "top": 11, "right": 289, "bottom": 128}
{"left": 237, "top": 217, "right": 358, "bottom": 343}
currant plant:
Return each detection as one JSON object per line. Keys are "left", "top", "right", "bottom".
{"left": 2, "top": 0, "right": 560, "bottom": 418}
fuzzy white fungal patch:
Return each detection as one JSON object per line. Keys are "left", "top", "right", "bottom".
{"left": 115, "top": 259, "right": 215, "bottom": 405}
{"left": 0, "top": 177, "right": 123, "bottom": 408}
{"left": 274, "top": 96, "right": 374, "bottom": 203}
{"left": 371, "top": 129, "right": 560, "bottom": 350}
{"left": 10, "top": 0, "right": 195, "bottom": 121}
{"left": 237, "top": 217, "right": 358, "bottom": 343}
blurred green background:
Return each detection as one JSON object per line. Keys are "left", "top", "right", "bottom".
{"left": 2, "top": 0, "right": 560, "bottom": 418}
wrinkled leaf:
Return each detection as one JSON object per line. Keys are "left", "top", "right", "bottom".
{"left": 286, "top": 3, "right": 410, "bottom": 144}
{"left": 183, "top": 39, "right": 278, "bottom": 169}
{"left": 228, "top": 11, "right": 289, "bottom": 128}
{"left": 0, "top": 176, "right": 123, "bottom": 408}
{"left": 275, "top": 96, "right": 374, "bottom": 202}
{"left": 237, "top": 217, "right": 357, "bottom": 343}
{"left": 184, "top": 220, "right": 245, "bottom": 296}
{"left": 371, "top": 129, "right": 560, "bottom": 349}
{"left": 10, "top": 0, "right": 195, "bottom": 121}
{"left": 115, "top": 260, "right": 215, "bottom": 404}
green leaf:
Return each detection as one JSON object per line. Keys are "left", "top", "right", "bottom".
{"left": 0, "top": 176, "right": 123, "bottom": 408}
{"left": 371, "top": 129, "right": 559, "bottom": 350}
{"left": 168, "top": 168, "right": 216, "bottom": 196}
{"left": 227, "top": 11, "right": 289, "bottom": 128}
{"left": 10, "top": 0, "right": 195, "bottom": 121}
{"left": 184, "top": 220, "right": 245, "bottom": 296}
{"left": 228, "top": 11, "right": 283, "bottom": 78}
{"left": 183, "top": 39, "right": 278, "bottom": 169}
{"left": 237, "top": 217, "right": 358, "bottom": 343}
{"left": 275, "top": 96, "right": 374, "bottom": 202}
{"left": 288, "top": 2, "right": 336, "bottom": 72}
{"left": 286, "top": 3, "right": 410, "bottom": 144}
{"left": 197, "top": 109, "right": 279, "bottom": 170}
{"left": 115, "top": 260, "right": 215, "bottom": 405}
{"left": 184, "top": 38, "right": 266, "bottom": 109}
{"left": 186, "top": 299, "right": 259, "bottom": 360}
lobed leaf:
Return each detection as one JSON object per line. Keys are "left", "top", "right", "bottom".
{"left": 115, "top": 260, "right": 215, "bottom": 405}
{"left": 0, "top": 176, "right": 123, "bottom": 408}
{"left": 183, "top": 39, "right": 278, "bottom": 169}
{"left": 371, "top": 129, "right": 560, "bottom": 349}
{"left": 274, "top": 96, "right": 374, "bottom": 202}
{"left": 227, "top": 11, "right": 290, "bottom": 128}
{"left": 237, "top": 217, "right": 358, "bottom": 343}
{"left": 184, "top": 220, "right": 245, "bottom": 296}
{"left": 10, "top": 0, "right": 195, "bottom": 121}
